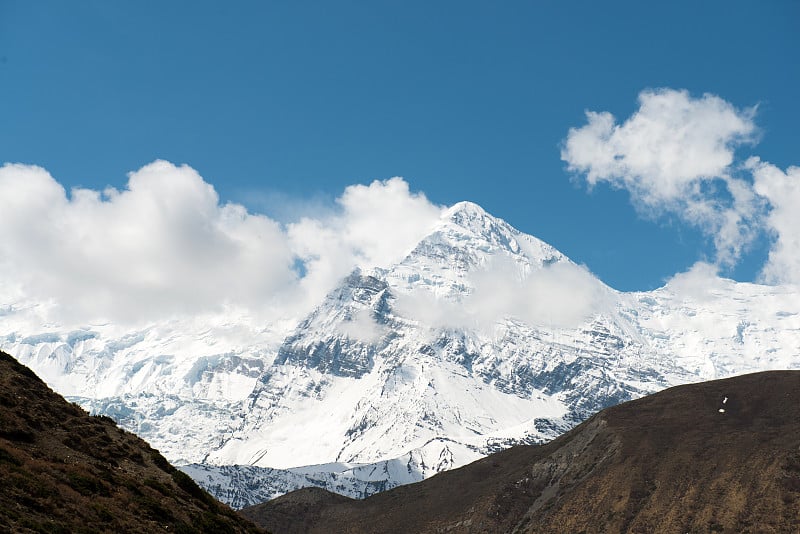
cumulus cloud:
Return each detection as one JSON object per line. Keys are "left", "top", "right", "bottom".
{"left": 562, "top": 89, "right": 757, "bottom": 199}
{"left": 562, "top": 88, "right": 760, "bottom": 266}
{"left": 0, "top": 161, "right": 443, "bottom": 326}
{"left": 287, "top": 177, "right": 444, "bottom": 312}
{"left": 746, "top": 158, "right": 800, "bottom": 285}
{"left": 0, "top": 161, "right": 296, "bottom": 324}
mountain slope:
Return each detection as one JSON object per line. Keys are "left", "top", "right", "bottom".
{"left": 241, "top": 370, "right": 800, "bottom": 533}
{"left": 0, "top": 350, "right": 262, "bottom": 533}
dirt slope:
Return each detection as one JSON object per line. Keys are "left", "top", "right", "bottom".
{"left": 0, "top": 351, "right": 263, "bottom": 533}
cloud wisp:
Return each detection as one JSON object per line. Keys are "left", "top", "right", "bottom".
{"left": 562, "top": 88, "right": 798, "bottom": 284}
{"left": 0, "top": 161, "right": 443, "bottom": 326}
{"left": 746, "top": 158, "right": 800, "bottom": 285}
{"left": 393, "top": 258, "right": 611, "bottom": 334}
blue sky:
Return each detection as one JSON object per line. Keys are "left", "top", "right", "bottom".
{"left": 1, "top": 0, "right": 798, "bottom": 292}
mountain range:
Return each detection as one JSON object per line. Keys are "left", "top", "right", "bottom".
{"left": 3, "top": 201, "right": 799, "bottom": 507}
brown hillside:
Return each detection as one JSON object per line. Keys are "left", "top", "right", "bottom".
{"left": 241, "top": 370, "right": 800, "bottom": 533}
{"left": 0, "top": 350, "right": 263, "bottom": 533}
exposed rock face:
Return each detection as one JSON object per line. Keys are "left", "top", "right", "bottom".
{"left": 241, "top": 371, "right": 800, "bottom": 534}
{"left": 274, "top": 272, "right": 391, "bottom": 378}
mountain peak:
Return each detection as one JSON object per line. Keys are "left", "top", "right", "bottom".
{"left": 444, "top": 200, "right": 487, "bottom": 218}
{"left": 439, "top": 201, "right": 499, "bottom": 234}
{"left": 396, "top": 200, "right": 565, "bottom": 271}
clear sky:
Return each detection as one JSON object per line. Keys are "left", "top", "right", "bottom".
{"left": 1, "top": 0, "right": 798, "bottom": 294}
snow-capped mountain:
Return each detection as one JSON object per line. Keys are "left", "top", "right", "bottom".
{"left": 3, "top": 201, "right": 799, "bottom": 508}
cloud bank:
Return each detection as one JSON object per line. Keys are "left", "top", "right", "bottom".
{"left": 2, "top": 87, "right": 796, "bottom": 332}
{"left": 0, "top": 161, "right": 443, "bottom": 326}
{"left": 562, "top": 88, "right": 798, "bottom": 284}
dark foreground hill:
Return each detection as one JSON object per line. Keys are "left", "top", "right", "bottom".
{"left": 242, "top": 370, "right": 800, "bottom": 533}
{"left": 0, "top": 351, "right": 262, "bottom": 533}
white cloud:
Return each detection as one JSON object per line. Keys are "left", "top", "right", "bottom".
{"left": 394, "top": 259, "right": 610, "bottom": 333}
{"left": 287, "top": 178, "right": 444, "bottom": 313}
{"left": 0, "top": 162, "right": 443, "bottom": 326}
{"left": 0, "top": 161, "right": 296, "bottom": 324}
{"left": 337, "top": 178, "right": 444, "bottom": 267}
{"left": 562, "top": 88, "right": 761, "bottom": 267}
{"left": 746, "top": 158, "right": 800, "bottom": 285}
{"left": 562, "top": 89, "right": 756, "bottom": 202}
{"left": 392, "top": 290, "right": 470, "bottom": 333}
{"left": 562, "top": 87, "right": 800, "bottom": 285}
{"left": 469, "top": 259, "right": 609, "bottom": 329}
{"left": 665, "top": 262, "right": 727, "bottom": 301}
{"left": 337, "top": 308, "right": 389, "bottom": 344}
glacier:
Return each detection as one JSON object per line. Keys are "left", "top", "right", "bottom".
{"left": 2, "top": 201, "right": 799, "bottom": 508}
